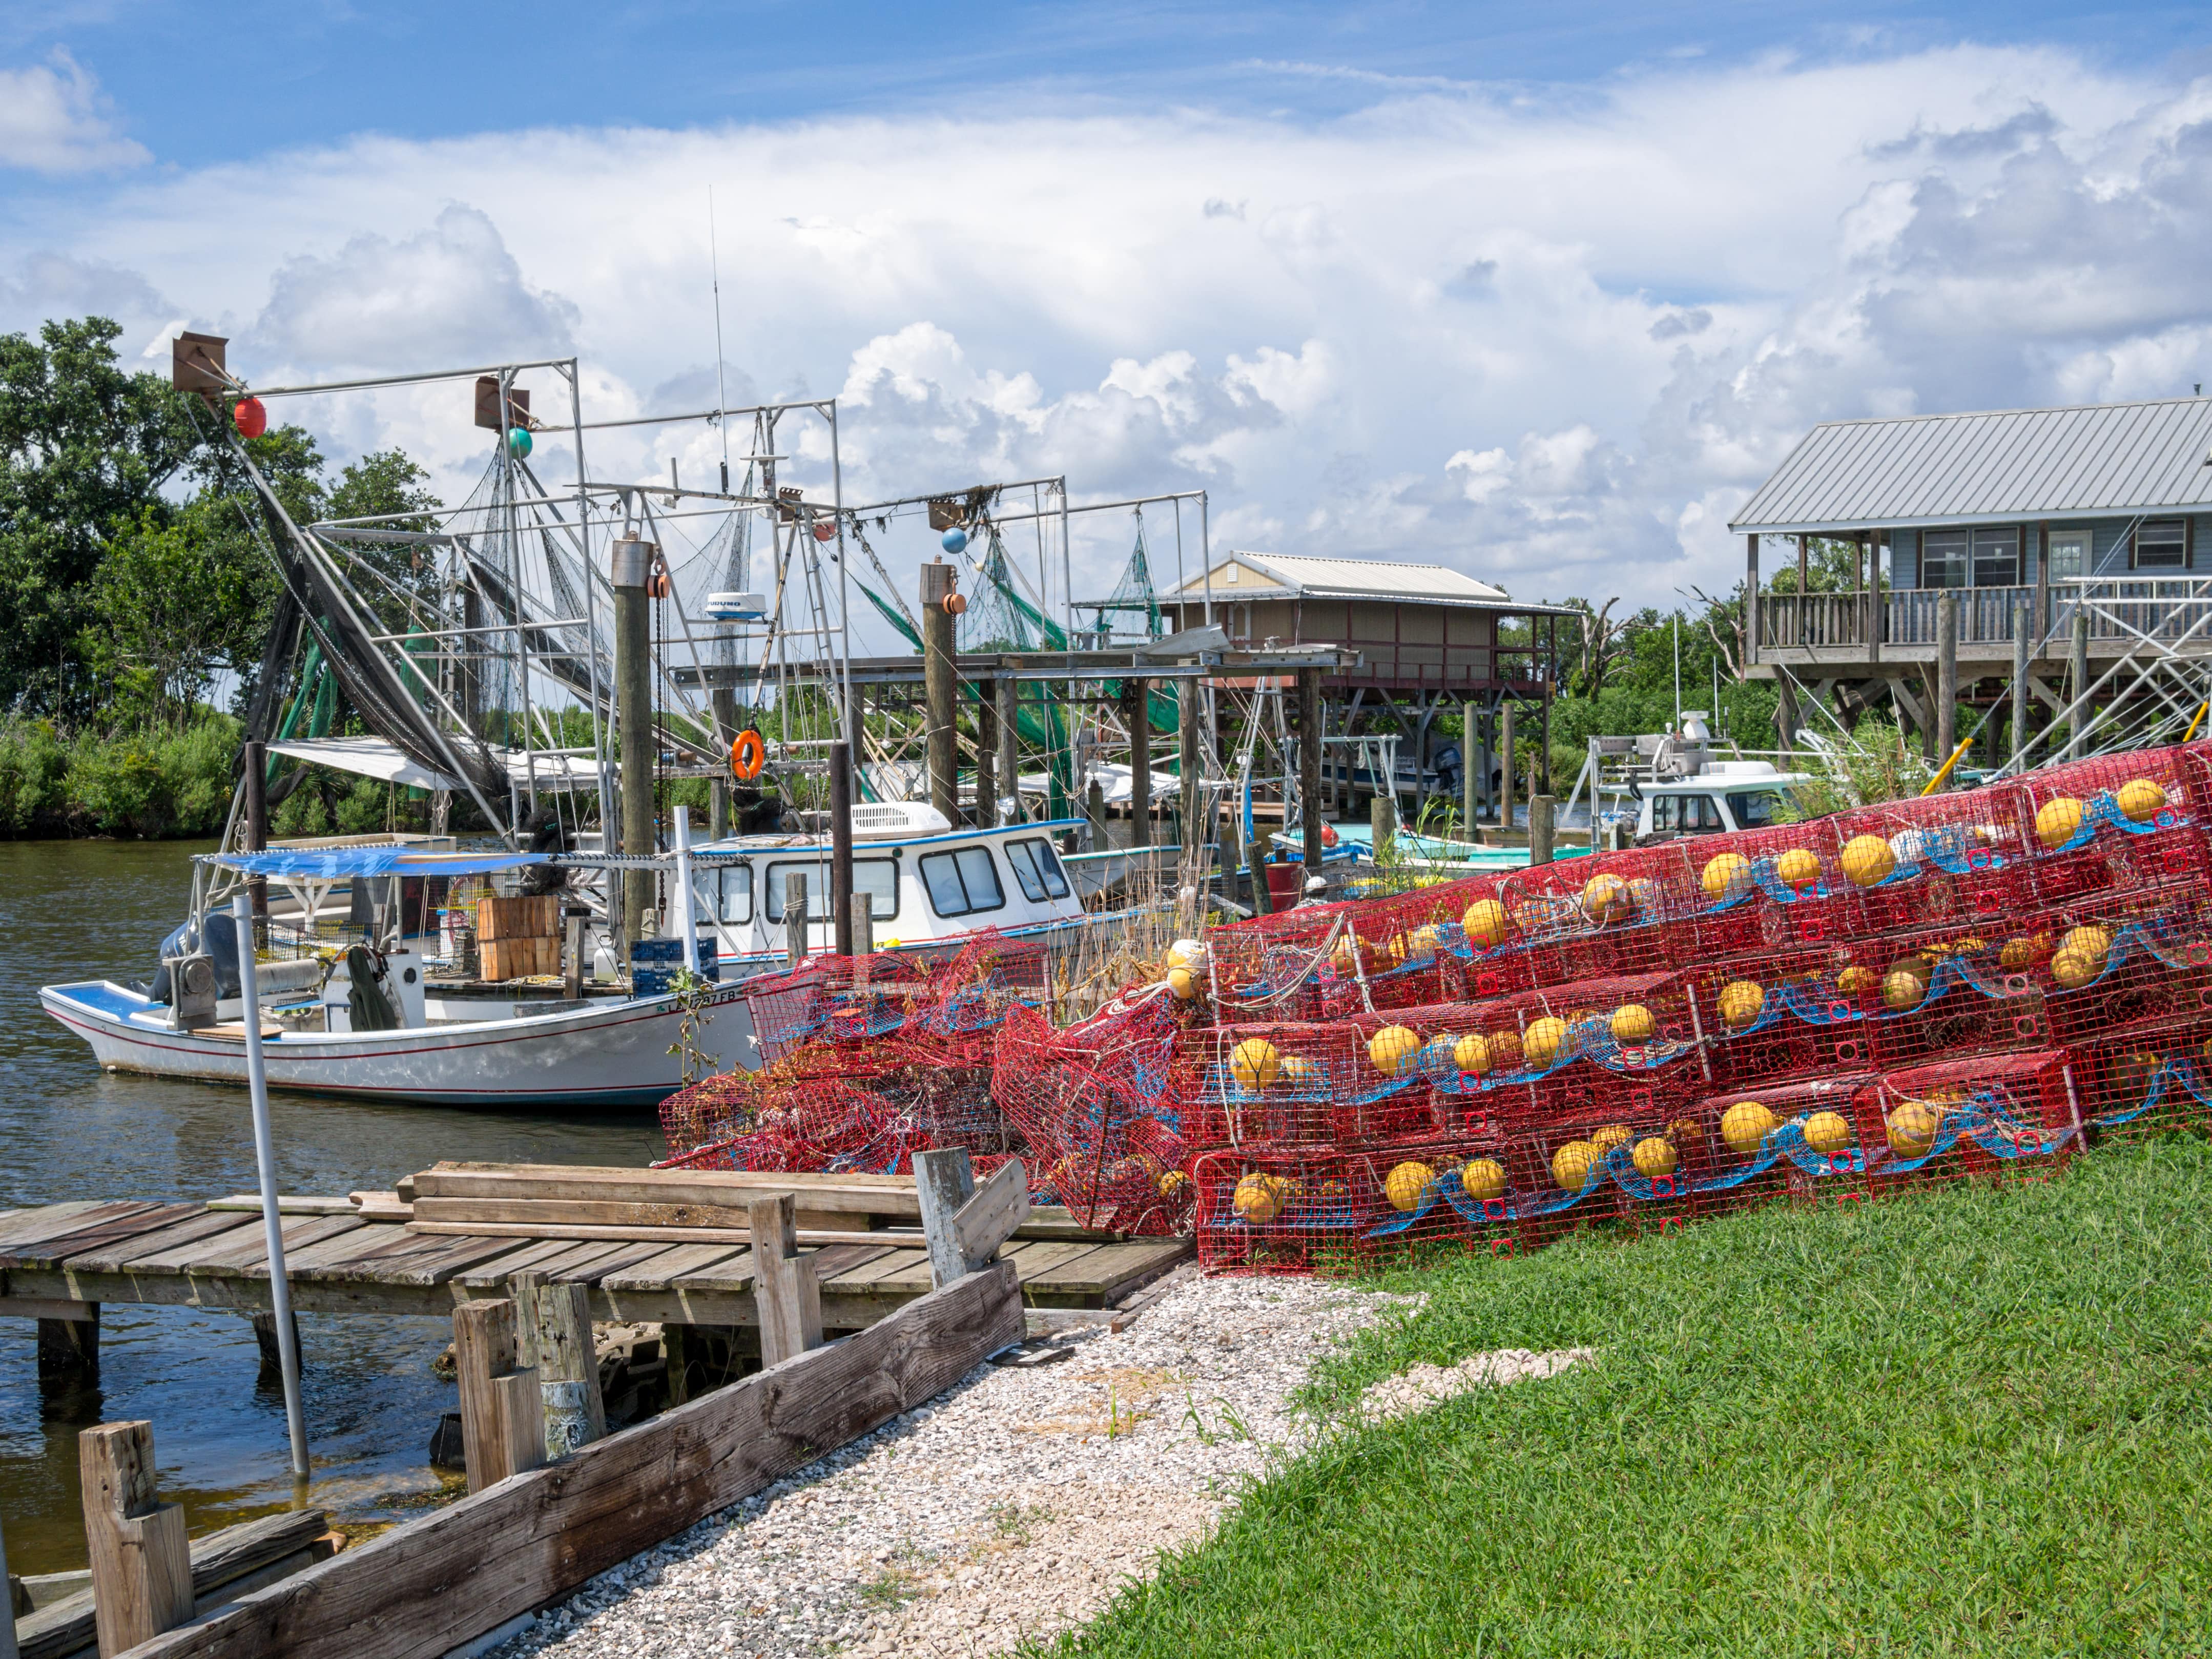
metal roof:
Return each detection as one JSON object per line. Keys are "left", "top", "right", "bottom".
{"left": 1164, "top": 552, "right": 1544, "bottom": 610}
{"left": 1730, "top": 397, "right": 2212, "bottom": 534}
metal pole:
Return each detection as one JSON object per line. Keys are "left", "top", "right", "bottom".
{"left": 673, "top": 805, "right": 699, "bottom": 973}
{"left": 243, "top": 738, "right": 270, "bottom": 942}
{"left": 1461, "top": 699, "right": 1479, "bottom": 841}
{"left": 2012, "top": 601, "right": 2032, "bottom": 768}
{"left": 1127, "top": 677, "right": 1151, "bottom": 849}
{"left": 232, "top": 894, "right": 307, "bottom": 1481}
{"left": 830, "top": 739, "right": 855, "bottom": 956}
{"left": 612, "top": 536, "right": 656, "bottom": 950}
{"left": 996, "top": 674, "right": 1019, "bottom": 826}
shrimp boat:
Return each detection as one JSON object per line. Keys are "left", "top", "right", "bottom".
{"left": 39, "top": 804, "right": 1111, "bottom": 1107}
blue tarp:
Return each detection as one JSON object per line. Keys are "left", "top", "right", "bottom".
{"left": 204, "top": 847, "right": 551, "bottom": 879}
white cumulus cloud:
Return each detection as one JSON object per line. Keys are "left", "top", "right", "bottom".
{"left": 0, "top": 51, "right": 146, "bottom": 173}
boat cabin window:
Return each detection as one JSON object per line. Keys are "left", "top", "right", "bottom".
{"left": 1725, "top": 789, "right": 1791, "bottom": 829}
{"left": 918, "top": 846, "right": 1005, "bottom": 918}
{"left": 1004, "top": 837, "right": 1070, "bottom": 902}
{"left": 1650, "top": 793, "right": 1727, "bottom": 835}
{"left": 696, "top": 863, "right": 752, "bottom": 925}
{"left": 763, "top": 858, "right": 898, "bottom": 923}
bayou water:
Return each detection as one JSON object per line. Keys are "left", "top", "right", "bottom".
{"left": 0, "top": 838, "right": 664, "bottom": 1574}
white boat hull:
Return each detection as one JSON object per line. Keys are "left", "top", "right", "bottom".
{"left": 39, "top": 980, "right": 759, "bottom": 1109}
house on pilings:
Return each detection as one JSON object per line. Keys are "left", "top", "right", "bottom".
{"left": 1161, "top": 551, "right": 1576, "bottom": 810}
{"left": 1733, "top": 396, "right": 2212, "bottom": 758}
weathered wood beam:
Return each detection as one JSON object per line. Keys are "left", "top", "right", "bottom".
{"left": 124, "top": 1262, "right": 1023, "bottom": 1659}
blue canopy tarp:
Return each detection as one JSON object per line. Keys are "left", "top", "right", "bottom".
{"left": 204, "top": 847, "right": 551, "bottom": 879}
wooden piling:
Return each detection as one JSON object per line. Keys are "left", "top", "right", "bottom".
{"left": 508, "top": 1271, "right": 606, "bottom": 1460}
{"left": 1936, "top": 590, "right": 1958, "bottom": 779}
{"left": 1179, "top": 679, "right": 1201, "bottom": 857}
{"left": 1498, "top": 703, "right": 1516, "bottom": 833}
{"left": 2012, "top": 602, "right": 2032, "bottom": 768}
{"left": 913, "top": 1148, "right": 976, "bottom": 1289}
{"left": 994, "top": 675, "right": 1019, "bottom": 827}
{"left": 744, "top": 1195, "right": 823, "bottom": 1368}
{"left": 1529, "top": 795, "right": 1556, "bottom": 866}
{"left": 1297, "top": 667, "right": 1324, "bottom": 877}
{"left": 1461, "top": 700, "right": 1480, "bottom": 842}
{"left": 2069, "top": 608, "right": 2090, "bottom": 760}
{"left": 37, "top": 1306, "right": 98, "bottom": 1387}
{"left": 920, "top": 559, "right": 959, "bottom": 826}
{"left": 1126, "top": 677, "right": 1151, "bottom": 849}
{"left": 974, "top": 685, "right": 996, "bottom": 834}
{"left": 79, "top": 1422, "right": 192, "bottom": 1656}
{"left": 451, "top": 1300, "right": 545, "bottom": 1494}
{"left": 783, "top": 873, "right": 807, "bottom": 970}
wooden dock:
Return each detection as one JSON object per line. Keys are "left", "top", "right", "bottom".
{"left": 0, "top": 1197, "right": 1192, "bottom": 1336}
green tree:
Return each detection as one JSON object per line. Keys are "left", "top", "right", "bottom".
{"left": 0, "top": 317, "right": 201, "bottom": 716}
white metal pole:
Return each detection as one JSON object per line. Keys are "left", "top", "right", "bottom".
{"left": 673, "top": 805, "right": 700, "bottom": 974}
{"left": 232, "top": 894, "right": 309, "bottom": 1480}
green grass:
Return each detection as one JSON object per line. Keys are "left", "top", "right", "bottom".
{"left": 1048, "top": 1138, "right": 2212, "bottom": 1657}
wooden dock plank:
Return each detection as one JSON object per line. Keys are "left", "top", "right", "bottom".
{"left": 996, "top": 1239, "right": 1104, "bottom": 1280}
{"left": 593, "top": 1241, "right": 749, "bottom": 1291}
{"left": 370, "top": 1234, "right": 553, "bottom": 1288}
{"left": 115, "top": 1217, "right": 268, "bottom": 1273}
{"left": 663, "top": 1248, "right": 759, "bottom": 1291}
{"left": 825, "top": 1247, "right": 936, "bottom": 1297}
{"left": 1024, "top": 1238, "right": 1194, "bottom": 1301}
{"left": 563, "top": 1238, "right": 687, "bottom": 1284}
{"left": 187, "top": 1215, "right": 365, "bottom": 1277}
{"left": 0, "top": 1201, "right": 195, "bottom": 1270}
{"left": 282, "top": 1223, "right": 417, "bottom": 1276}
{"left": 293, "top": 1227, "right": 485, "bottom": 1282}
{"left": 61, "top": 1209, "right": 256, "bottom": 1274}
{"left": 449, "top": 1236, "right": 606, "bottom": 1289}
{"left": 0, "top": 1202, "right": 107, "bottom": 1250}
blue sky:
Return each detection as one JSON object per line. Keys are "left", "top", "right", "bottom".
{"left": 9, "top": 1, "right": 2212, "bottom": 170}
{"left": 6, "top": 3, "right": 2212, "bottom": 611}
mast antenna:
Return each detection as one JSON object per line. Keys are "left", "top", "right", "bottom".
{"left": 709, "top": 186, "right": 731, "bottom": 486}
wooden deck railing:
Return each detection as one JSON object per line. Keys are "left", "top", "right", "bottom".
{"left": 1758, "top": 579, "right": 2212, "bottom": 655}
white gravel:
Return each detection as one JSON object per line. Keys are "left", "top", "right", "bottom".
{"left": 1355, "top": 1346, "right": 1595, "bottom": 1423}
{"left": 488, "top": 1271, "right": 1414, "bottom": 1659}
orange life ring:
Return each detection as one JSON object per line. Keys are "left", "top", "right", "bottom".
{"left": 730, "top": 729, "right": 767, "bottom": 781}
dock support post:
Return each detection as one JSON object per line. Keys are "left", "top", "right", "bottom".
{"left": 1776, "top": 678, "right": 1798, "bottom": 754}
{"left": 975, "top": 686, "right": 996, "bottom": 834}
{"left": 746, "top": 1195, "right": 824, "bottom": 1368}
{"left": 1297, "top": 668, "right": 1324, "bottom": 880}
{"left": 1461, "top": 700, "right": 1481, "bottom": 842}
{"left": 709, "top": 686, "right": 737, "bottom": 840}
{"left": 920, "top": 559, "right": 959, "bottom": 826}
{"left": 1936, "top": 591, "right": 1958, "bottom": 782}
{"left": 242, "top": 738, "right": 268, "bottom": 943}
{"left": 79, "top": 1421, "right": 191, "bottom": 1657}
{"left": 784, "top": 873, "right": 807, "bottom": 970}
{"left": 509, "top": 1271, "right": 606, "bottom": 1460}
{"left": 2069, "top": 608, "right": 2090, "bottom": 760}
{"left": 2012, "top": 603, "right": 2032, "bottom": 769}
{"left": 611, "top": 536, "right": 657, "bottom": 953}
{"left": 1, "top": 1507, "right": 16, "bottom": 1659}
{"left": 247, "top": 1311, "right": 301, "bottom": 1387}
{"left": 1180, "top": 678, "right": 1202, "bottom": 861}
{"left": 995, "top": 675, "right": 1019, "bottom": 825}
{"left": 1371, "top": 793, "right": 1395, "bottom": 862}
{"left": 452, "top": 1300, "right": 545, "bottom": 1495}
{"left": 1530, "top": 794, "right": 1556, "bottom": 866}
{"left": 1126, "top": 677, "right": 1151, "bottom": 849}
{"left": 913, "top": 1148, "right": 976, "bottom": 1288}
{"left": 37, "top": 1306, "right": 99, "bottom": 1389}
{"left": 830, "top": 740, "right": 855, "bottom": 958}
{"left": 1498, "top": 703, "right": 1515, "bottom": 834}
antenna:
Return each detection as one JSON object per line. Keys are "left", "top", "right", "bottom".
{"left": 709, "top": 187, "right": 731, "bottom": 476}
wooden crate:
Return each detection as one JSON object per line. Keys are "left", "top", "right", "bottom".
{"left": 477, "top": 895, "right": 559, "bottom": 942}
{"left": 479, "top": 935, "right": 560, "bottom": 981}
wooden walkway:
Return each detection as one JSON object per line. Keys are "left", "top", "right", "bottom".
{"left": 0, "top": 1200, "right": 1192, "bottom": 1331}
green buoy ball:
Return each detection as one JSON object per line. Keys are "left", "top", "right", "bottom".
{"left": 507, "top": 425, "right": 533, "bottom": 458}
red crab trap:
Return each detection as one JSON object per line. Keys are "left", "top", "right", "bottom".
{"left": 2069, "top": 1014, "right": 2212, "bottom": 1141}
{"left": 1496, "top": 1100, "right": 1697, "bottom": 1249}
{"left": 2030, "top": 888, "right": 2212, "bottom": 1045}
{"left": 1672, "top": 1074, "right": 1878, "bottom": 1218}
{"left": 2016, "top": 742, "right": 2209, "bottom": 905}
{"left": 1860, "top": 1050, "right": 2082, "bottom": 1189}
{"left": 1680, "top": 818, "right": 1858, "bottom": 961}
{"left": 1188, "top": 1007, "right": 1484, "bottom": 1152}
{"left": 1688, "top": 947, "right": 1877, "bottom": 1092}
{"left": 1834, "top": 926, "right": 2054, "bottom": 1071}
{"left": 1490, "top": 843, "right": 1699, "bottom": 983}
{"left": 1830, "top": 785, "right": 2032, "bottom": 936}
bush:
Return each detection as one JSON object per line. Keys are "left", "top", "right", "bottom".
{"left": 0, "top": 719, "right": 71, "bottom": 834}
{"left": 63, "top": 715, "right": 238, "bottom": 837}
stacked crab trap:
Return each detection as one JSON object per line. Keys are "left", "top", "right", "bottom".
{"left": 657, "top": 740, "right": 2212, "bottom": 1273}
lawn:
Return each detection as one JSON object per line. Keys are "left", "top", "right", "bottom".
{"left": 1051, "top": 1137, "right": 2212, "bottom": 1657}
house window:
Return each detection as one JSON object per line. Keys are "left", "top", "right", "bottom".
{"left": 1921, "top": 531, "right": 1969, "bottom": 589}
{"left": 2134, "top": 519, "right": 2188, "bottom": 570}
{"left": 917, "top": 846, "right": 1005, "bottom": 918}
{"left": 1972, "top": 527, "right": 2020, "bottom": 587}
{"left": 2045, "top": 529, "right": 2090, "bottom": 582}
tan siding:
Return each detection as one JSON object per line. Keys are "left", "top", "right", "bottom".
{"left": 1349, "top": 602, "right": 1396, "bottom": 642}
{"left": 1299, "top": 600, "right": 1348, "bottom": 640}
{"left": 1399, "top": 606, "right": 1445, "bottom": 644}
{"left": 1445, "top": 609, "right": 1490, "bottom": 645}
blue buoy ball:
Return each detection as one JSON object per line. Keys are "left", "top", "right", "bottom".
{"left": 941, "top": 527, "right": 968, "bottom": 554}
{"left": 507, "top": 426, "right": 533, "bottom": 459}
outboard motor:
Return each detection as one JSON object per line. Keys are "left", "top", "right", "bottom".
{"left": 149, "top": 917, "right": 241, "bottom": 1005}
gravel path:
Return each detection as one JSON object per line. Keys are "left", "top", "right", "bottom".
{"left": 488, "top": 1271, "right": 1412, "bottom": 1659}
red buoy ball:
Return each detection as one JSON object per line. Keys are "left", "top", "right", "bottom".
{"left": 233, "top": 396, "right": 267, "bottom": 439}
{"left": 812, "top": 520, "right": 836, "bottom": 543}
